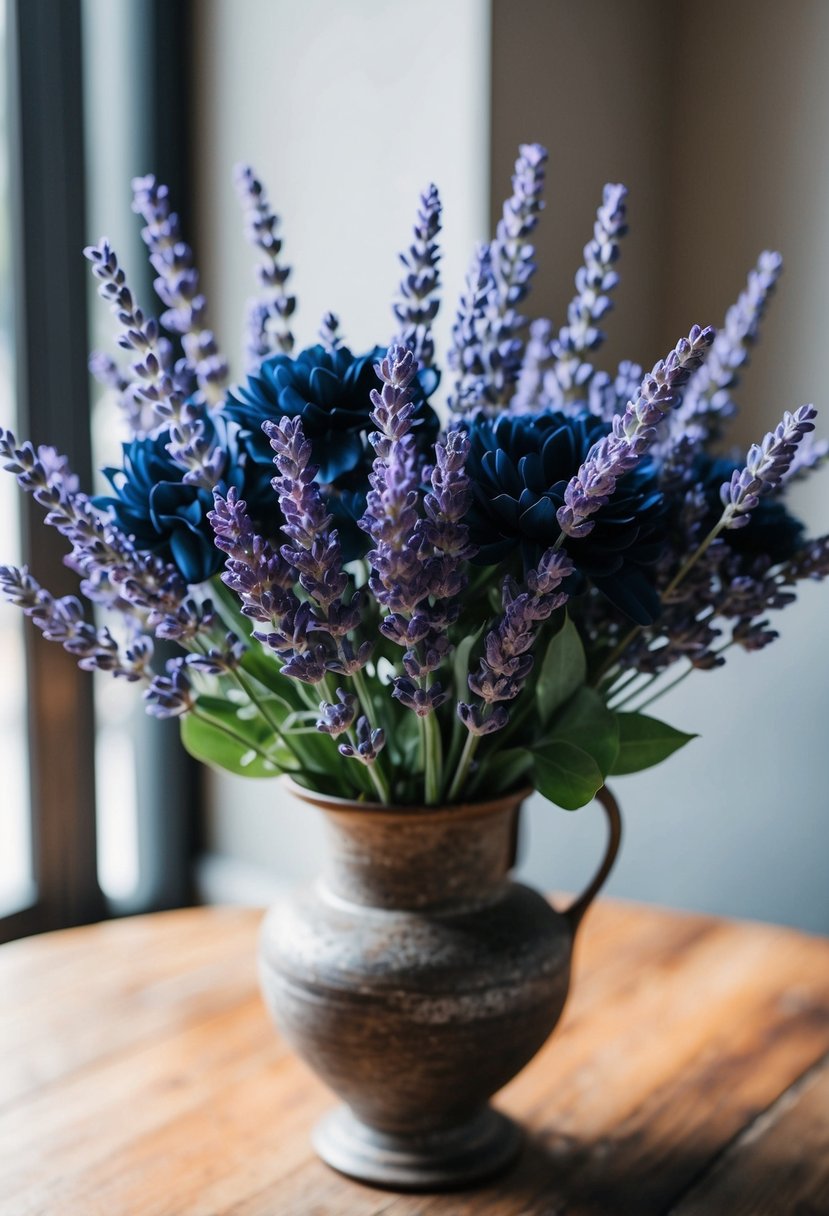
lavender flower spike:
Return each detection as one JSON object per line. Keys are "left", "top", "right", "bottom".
{"left": 0, "top": 565, "right": 154, "bottom": 682}
{"left": 557, "top": 325, "right": 715, "bottom": 539}
{"left": 84, "top": 239, "right": 224, "bottom": 489}
{"left": 234, "top": 164, "right": 296, "bottom": 368}
{"left": 447, "top": 243, "right": 500, "bottom": 414}
{"left": 487, "top": 142, "right": 549, "bottom": 410}
{"left": 720, "top": 405, "right": 818, "bottom": 529}
{"left": 460, "top": 548, "right": 573, "bottom": 735}
{"left": 132, "top": 176, "right": 229, "bottom": 404}
{"left": 393, "top": 184, "right": 442, "bottom": 369}
{"left": 671, "top": 250, "right": 783, "bottom": 443}
{"left": 548, "top": 183, "right": 629, "bottom": 406}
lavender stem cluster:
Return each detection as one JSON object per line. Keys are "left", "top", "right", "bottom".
{"left": 234, "top": 164, "right": 296, "bottom": 368}
{"left": 720, "top": 405, "right": 817, "bottom": 528}
{"left": 131, "top": 175, "right": 229, "bottom": 405}
{"left": 393, "top": 184, "right": 442, "bottom": 369}
{"left": 557, "top": 325, "right": 715, "bottom": 538}
{"left": 83, "top": 240, "right": 224, "bottom": 488}
{"left": 459, "top": 549, "right": 573, "bottom": 736}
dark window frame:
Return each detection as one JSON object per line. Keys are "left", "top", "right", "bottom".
{"left": 1, "top": 0, "right": 198, "bottom": 944}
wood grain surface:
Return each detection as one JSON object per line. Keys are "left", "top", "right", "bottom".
{"left": 2, "top": 902, "right": 828, "bottom": 1215}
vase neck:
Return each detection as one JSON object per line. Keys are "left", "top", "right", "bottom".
{"left": 316, "top": 795, "right": 525, "bottom": 911}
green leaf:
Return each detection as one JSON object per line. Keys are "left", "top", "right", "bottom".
{"left": 181, "top": 701, "right": 285, "bottom": 778}
{"left": 473, "top": 747, "right": 534, "bottom": 797}
{"left": 533, "top": 741, "right": 603, "bottom": 810}
{"left": 610, "top": 711, "right": 697, "bottom": 775}
{"left": 535, "top": 614, "right": 587, "bottom": 725}
{"left": 547, "top": 686, "right": 619, "bottom": 776}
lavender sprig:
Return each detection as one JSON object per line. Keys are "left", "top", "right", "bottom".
{"left": 0, "top": 428, "right": 192, "bottom": 631}
{"left": 459, "top": 549, "right": 573, "bottom": 736}
{"left": 511, "top": 318, "right": 554, "bottom": 414}
{"left": 486, "top": 143, "right": 548, "bottom": 410}
{"left": 234, "top": 164, "right": 296, "bottom": 368}
{"left": 447, "top": 243, "right": 500, "bottom": 414}
{"left": 83, "top": 240, "right": 224, "bottom": 488}
{"left": 720, "top": 405, "right": 817, "bottom": 529}
{"left": 318, "top": 311, "right": 343, "bottom": 353}
{"left": 1, "top": 565, "right": 154, "bottom": 681}
{"left": 393, "top": 184, "right": 442, "bottom": 368}
{"left": 131, "top": 175, "right": 229, "bottom": 405}
{"left": 557, "top": 325, "right": 715, "bottom": 539}
{"left": 547, "top": 184, "right": 628, "bottom": 407}
{"left": 669, "top": 251, "right": 783, "bottom": 446}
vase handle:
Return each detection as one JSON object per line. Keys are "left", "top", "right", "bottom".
{"left": 561, "top": 785, "right": 623, "bottom": 935}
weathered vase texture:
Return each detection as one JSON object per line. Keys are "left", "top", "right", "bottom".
{"left": 258, "top": 781, "right": 621, "bottom": 1189}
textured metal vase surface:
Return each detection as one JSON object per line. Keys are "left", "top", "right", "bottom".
{"left": 258, "top": 781, "right": 621, "bottom": 1190}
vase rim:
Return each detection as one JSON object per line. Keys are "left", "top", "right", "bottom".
{"left": 281, "top": 776, "right": 533, "bottom": 822}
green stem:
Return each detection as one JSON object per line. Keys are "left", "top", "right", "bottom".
{"left": 230, "top": 668, "right": 304, "bottom": 766}
{"left": 191, "top": 706, "right": 281, "bottom": 769}
{"left": 593, "top": 518, "right": 729, "bottom": 688}
{"left": 661, "top": 519, "right": 726, "bottom": 600}
{"left": 447, "top": 732, "right": 479, "bottom": 803}
{"left": 423, "top": 712, "right": 442, "bottom": 805}
{"left": 609, "top": 672, "right": 660, "bottom": 711}
{"left": 626, "top": 663, "right": 694, "bottom": 713}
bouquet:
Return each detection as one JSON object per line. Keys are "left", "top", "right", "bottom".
{"left": 2, "top": 144, "right": 826, "bottom": 810}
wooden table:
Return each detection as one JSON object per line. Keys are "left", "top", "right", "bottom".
{"left": 2, "top": 903, "right": 829, "bottom": 1216}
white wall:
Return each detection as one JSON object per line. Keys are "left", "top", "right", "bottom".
{"left": 195, "top": 0, "right": 829, "bottom": 933}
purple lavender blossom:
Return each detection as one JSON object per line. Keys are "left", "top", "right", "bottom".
{"left": 338, "top": 716, "right": 385, "bottom": 764}
{"left": 0, "top": 564, "right": 154, "bottom": 681}
{"left": 209, "top": 486, "right": 295, "bottom": 624}
{"left": 447, "top": 242, "right": 501, "bottom": 414}
{"left": 0, "top": 428, "right": 192, "bottom": 631}
{"left": 185, "top": 633, "right": 248, "bottom": 675}
{"left": 359, "top": 346, "right": 462, "bottom": 716}
{"left": 318, "top": 311, "right": 343, "bottom": 353}
{"left": 234, "top": 164, "right": 296, "bottom": 368}
{"left": 144, "top": 657, "right": 194, "bottom": 718}
{"left": 131, "top": 175, "right": 229, "bottom": 404}
{"left": 485, "top": 143, "right": 549, "bottom": 410}
{"left": 546, "top": 184, "right": 628, "bottom": 407}
{"left": 393, "top": 184, "right": 442, "bottom": 368}
{"left": 316, "top": 689, "right": 358, "bottom": 737}
{"left": 557, "top": 325, "right": 715, "bottom": 539}
{"left": 511, "top": 318, "right": 554, "bottom": 414}
{"left": 459, "top": 548, "right": 573, "bottom": 735}
{"left": 669, "top": 251, "right": 783, "bottom": 445}
{"left": 83, "top": 240, "right": 224, "bottom": 488}
{"left": 720, "top": 405, "right": 817, "bottom": 529}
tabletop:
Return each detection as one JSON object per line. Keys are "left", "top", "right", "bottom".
{"left": 2, "top": 902, "right": 829, "bottom": 1216}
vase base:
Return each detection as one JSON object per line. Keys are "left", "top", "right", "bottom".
{"left": 312, "top": 1104, "right": 522, "bottom": 1191}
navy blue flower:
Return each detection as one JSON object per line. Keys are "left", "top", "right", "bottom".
{"left": 696, "top": 454, "right": 805, "bottom": 563}
{"left": 463, "top": 411, "right": 667, "bottom": 623}
{"left": 223, "top": 343, "right": 440, "bottom": 557}
{"left": 94, "top": 418, "right": 280, "bottom": 585}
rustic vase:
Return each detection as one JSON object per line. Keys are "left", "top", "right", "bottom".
{"left": 258, "top": 779, "right": 622, "bottom": 1191}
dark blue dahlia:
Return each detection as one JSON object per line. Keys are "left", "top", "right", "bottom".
{"left": 463, "top": 411, "right": 667, "bottom": 623}
{"left": 696, "top": 454, "right": 804, "bottom": 563}
{"left": 94, "top": 417, "right": 281, "bottom": 585}
{"left": 223, "top": 343, "right": 440, "bottom": 558}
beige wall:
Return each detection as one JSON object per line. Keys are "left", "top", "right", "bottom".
{"left": 196, "top": 0, "right": 829, "bottom": 930}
